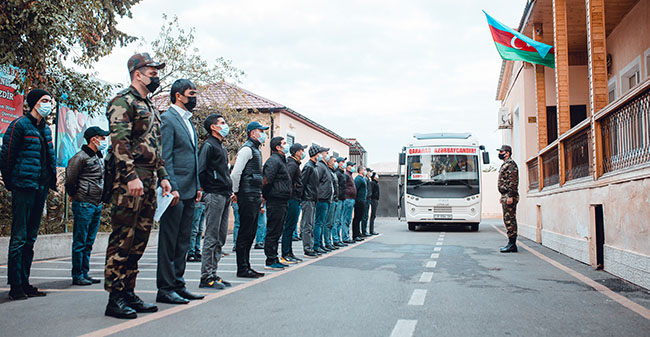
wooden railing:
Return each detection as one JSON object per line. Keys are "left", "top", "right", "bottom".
{"left": 542, "top": 147, "right": 559, "bottom": 187}
{"left": 564, "top": 127, "right": 591, "bottom": 181}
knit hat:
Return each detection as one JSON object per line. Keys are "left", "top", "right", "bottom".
{"left": 26, "top": 89, "right": 50, "bottom": 110}
{"left": 308, "top": 145, "right": 321, "bottom": 157}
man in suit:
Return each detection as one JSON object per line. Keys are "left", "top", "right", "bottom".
{"left": 156, "top": 79, "right": 205, "bottom": 304}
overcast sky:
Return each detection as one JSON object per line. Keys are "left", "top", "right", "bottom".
{"left": 89, "top": 0, "right": 525, "bottom": 166}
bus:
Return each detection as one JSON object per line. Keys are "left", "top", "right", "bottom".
{"left": 397, "top": 133, "right": 490, "bottom": 231}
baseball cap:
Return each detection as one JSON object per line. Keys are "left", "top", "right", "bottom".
{"left": 336, "top": 157, "right": 347, "bottom": 163}
{"left": 127, "top": 53, "right": 165, "bottom": 73}
{"left": 246, "top": 121, "right": 269, "bottom": 133}
{"left": 497, "top": 145, "right": 512, "bottom": 153}
{"left": 319, "top": 146, "right": 330, "bottom": 153}
{"left": 346, "top": 161, "right": 356, "bottom": 167}
{"left": 290, "top": 143, "right": 308, "bottom": 155}
{"left": 84, "top": 126, "right": 110, "bottom": 143}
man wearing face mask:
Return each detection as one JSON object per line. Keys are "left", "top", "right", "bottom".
{"left": 497, "top": 145, "right": 519, "bottom": 253}
{"left": 332, "top": 157, "right": 348, "bottom": 247}
{"left": 340, "top": 162, "right": 357, "bottom": 244}
{"left": 281, "top": 143, "right": 308, "bottom": 264}
{"left": 300, "top": 145, "right": 321, "bottom": 258}
{"left": 198, "top": 113, "right": 233, "bottom": 290}
{"left": 66, "top": 126, "right": 110, "bottom": 286}
{"left": 361, "top": 168, "right": 373, "bottom": 237}
{"left": 314, "top": 148, "right": 333, "bottom": 254}
{"left": 0, "top": 89, "right": 57, "bottom": 300}
{"left": 262, "top": 137, "right": 293, "bottom": 270}
{"left": 104, "top": 53, "right": 172, "bottom": 319}
{"left": 352, "top": 167, "right": 368, "bottom": 241}
{"left": 230, "top": 121, "right": 269, "bottom": 278}
{"left": 323, "top": 155, "right": 340, "bottom": 251}
{"left": 156, "top": 79, "right": 204, "bottom": 304}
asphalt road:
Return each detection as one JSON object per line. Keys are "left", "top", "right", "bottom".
{"left": 1, "top": 218, "right": 649, "bottom": 337}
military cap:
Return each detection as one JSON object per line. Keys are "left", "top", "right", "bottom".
{"left": 127, "top": 52, "right": 165, "bottom": 73}
{"left": 497, "top": 145, "right": 512, "bottom": 153}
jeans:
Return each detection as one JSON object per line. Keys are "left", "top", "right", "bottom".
{"left": 233, "top": 203, "right": 266, "bottom": 246}
{"left": 232, "top": 202, "right": 240, "bottom": 245}
{"left": 265, "top": 199, "right": 288, "bottom": 265}
{"left": 188, "top": 201, "right": 206, "bottom": 256}
{"left": 314, "top": 201, "right": 330, "bottom": 250}
{"left": 201, "top": 193, "right": 230, "bottom": 280}
{"left": 324, "top": 201, "right": 337, "bottom": 246}
{"left": 8, "top": 186, "right": 48, "bottom": 288}
{"left": 361, "top": 199, "right": 370, "bottom": 234}
{"left": 341, "top": 199, "right": 355, "bottom": 241}
{"left": 331, "top": 200, "right": 344, "bottom": 244}
{"left": 282, "top": 199, "right": 301, "bottom": 256}
{"left": 71, "top": 201, "right": 102, "bottom": 280}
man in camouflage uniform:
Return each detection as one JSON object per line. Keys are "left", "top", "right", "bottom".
{"left": 497, "top": 145, "right": 519, "bottom": 253}
{"left": 104, "top": 53, "right": 172, "bottom": 319}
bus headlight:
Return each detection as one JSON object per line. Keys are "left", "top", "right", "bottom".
{"left": 470, "top": 207, "right": 476, "bottom": 215}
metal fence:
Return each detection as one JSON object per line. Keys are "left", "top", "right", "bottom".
{"left": 564, "top": 127, "right": 592, "bottom": 181}
{"left": 527, "top": 159, "right": 539, "bottom": 191}
{"left": 542, "top": 147, "right": 559, "bottom": 187}
{"left": 601, "top": 87, "right": 650, "bottom": 173}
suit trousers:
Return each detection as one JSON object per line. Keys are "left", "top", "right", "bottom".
{"left": 352, "top": 200, "right": 366, "bottom": 239}
{"left": 157, "top": 198, "right": 194, "bottom": 292}
{"left": 264, "top": 199, "right": 288, "bottom": 265}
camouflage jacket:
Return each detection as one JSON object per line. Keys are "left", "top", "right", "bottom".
{"left": 498, "top": 158, "right": 519, "bottom": 198}
{"left": 107, "top": 86, "right": 167, "bottom": 182}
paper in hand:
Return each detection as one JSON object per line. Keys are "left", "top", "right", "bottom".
{"left": 154, "top": 186, "right": 174, "bottom": 222}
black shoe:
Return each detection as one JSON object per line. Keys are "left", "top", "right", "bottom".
{"left": 254, "top": 243, "right": 264, "bottom": 249}
{"left": 370, "top": 232, "right": 379, "bottom": 235}
{"left": 200, "top": 276, "right": 225, "bottom": 289}
{"left": 23, "top": 285, "right": 46, "bottom": 297}
{"left": 73, "top": 278, "right": 92, "bottom": 286}
{"left": 237, "top": 269, "right": 265, "bottom": 278}
{"left": 303, "top": 250, "right": 319, "bottom": 258}
{"left": 156, "top": 291, "right": 190, "bottom": 304}
{"left": 500, "top": 238, "right": 518, "bottom": 253}
{"left": 85, "top": 276, "right": 101, "bottom": 284}
{"left": 176, "top": 287, "right": 205, "bottom": 300}
{"left": 195, "top": 254, "right": 202, "bottom": 262}
{"left": 8, "top": 287, "right": 28, "bottom": 301}
{"left": 287, "top": 253, "right": 303, "bottom": 263}
{"left": 354, "top": 237, "right": 363, "bottom": 242}
{"left": 187, "top": 254, "right": 196, "bottom": 262}
{"left": 124, "top": 290, "right": 158, "bottom": 312}
{"left": 325, "top": 245, "right": 337, "bottom": 250}
{"left": 315, "top": 247, "right": 327, "bottom": 254}
{"left": 216, "top": 276, "right": 232, "bottom": 287}
{"left": 343, "top": 239, "right": 354, "bottom": 244}
{"left": 105, "top": 293, "right": 137, "bottom": 319}
{"left": 292, "top": 236, "right": 301, "bottom": 241}
{"left": 333, "top": 242, "right": 344, "bottom": 247}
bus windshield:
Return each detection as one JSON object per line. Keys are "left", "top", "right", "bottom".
{"left": 406, "top": 154, "right": 480, "bottom": 198}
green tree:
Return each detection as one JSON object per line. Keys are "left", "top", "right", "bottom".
{"left": 0, "top": 0, "right": 141, "bottom": 113}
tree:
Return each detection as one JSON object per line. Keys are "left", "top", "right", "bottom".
{"left": 148, "top": 15, "right": 253, "bottom": 160}
{"left": 0, "top": 0, "right": 141, "bottom": 113}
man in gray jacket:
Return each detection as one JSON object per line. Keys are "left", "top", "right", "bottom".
{"left": 66, "top": 126, "right": 109, "bottom": 286}
{"left": 314, "top": 147, "right": 333, "bottom": 254}
{"left": 156, "top": 79, "right": 204, "bottom": 304}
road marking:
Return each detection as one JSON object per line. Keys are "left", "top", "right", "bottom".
{"left": 419, "top": 272, "right": 433, "bottom": 283}
{"left": 491, "top": 224, "right": 650, "bottom": 321}
{"left": 390, "top": 320, "right": 417, "bottom": 337}
{"left": 426, "top": 261, "right": 437, "bottom": 268}
{"left": 435, "top": 242, "right": 443, "bottom": 246}
{"left": 430, "top": 253, "right": 439, "bottom": 259}
{"left": 434, "top": 247, "right": 441, "bottom": 252}
{"left": 80, "top": 234, "right": 381, "bottom": 337}
{"left": 408, "top": 289, "right": 427, "bottom": 306}
{"left": 14, "top": 276, "right": 247, "bottom": 283}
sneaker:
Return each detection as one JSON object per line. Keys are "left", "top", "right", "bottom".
{"left": 278, "top": 261, "right": 290, "bottom": 268}
{"left": 187, "top": 254, "right": 196, "bottom": 262}
{"left": 215, "top": 276, "right": 232, "bottom": 287}
{"left": 23, "top": 285, "right": 46, "bottom": 297}
{"left": 254, "top": 243, "right": 264, "bottom": 249}
{"left": 199, "top": 276, "right": 225, "bottom": 290}
{"left": 288, "top": 253, "right": 303, "bottom": 262}
{"left": 280, "top": 256, "right": 297, "bottom": 265}
{"left": 85, "top": 276, "right": 101, "bottom": 284}
{"left": 264, "top": 263, "right": 286, "bottom": 271}
{"left": 73, "top": 277, "right": 93, "bottom": 286}
{"left": 303, "top": 251, "right": 319, "bottom": 258}
{"left": 315, "top": 247, "right": 327, "bottom": 254}
{"left": 8, "top": 287, "right": 27, "bottom": 301}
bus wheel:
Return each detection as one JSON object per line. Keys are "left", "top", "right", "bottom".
{"left": 471, "top": 223, "right": 479, "bottom": 231}
{"left": 408, "top": 222, "right": 417, "bottom": 231}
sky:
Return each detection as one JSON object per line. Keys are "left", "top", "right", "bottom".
{"left": 88, "top": 0, "right": 526, "bottom": 166}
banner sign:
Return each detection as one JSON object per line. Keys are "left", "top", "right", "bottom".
{"left": 0, "top": 65, "right": 26, "bottom": 139}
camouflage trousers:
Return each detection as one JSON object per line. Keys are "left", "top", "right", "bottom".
{"left": 501, "top": 198, "right": 518, "bottom": 239}
{"left": 104, "top": 168, "right": 157, "bottom": 293}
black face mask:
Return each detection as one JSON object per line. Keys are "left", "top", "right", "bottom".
{"left": 144, "top": 75, "right": 160, "bottom": 93}
{"left": 498, "top": 153, "right": 506, "bottom": 160}
{"left": 185, "top": 96, "right": 197, "bottom": 111}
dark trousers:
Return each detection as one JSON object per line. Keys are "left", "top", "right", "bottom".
{"left": 361, "top": 199, "right": 370, "bottom": 234}
{"left": 369, "top": 199, "right": 378, "bottom": 233}
{"left": 282, "top": 199, "right": 301, "bottom": 256}
{"left": 265, "top": 198, "right": 288, "bottom": 265}
{"left": 352, "top": 200, "right": 366, "bottom": 239}
{"left": 157, "top": 198, "right": 194, "bottom": 292}
{"left": 71, "top": 201, "right": 102, "bottom": 280}
{"left": 236, "top": 195, "right": 262, "bottom": 273}
{"left": 8, "top": 186, "right": 48, "bottom": 287}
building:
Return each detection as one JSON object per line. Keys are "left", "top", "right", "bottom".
{"left": 347, "top": 138, "right": 367, "bottom": 167}
{"left": 496, "top": 0, "right": 650, "bottom": 289}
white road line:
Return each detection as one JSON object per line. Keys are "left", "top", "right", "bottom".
{"left": 21, "top": 276, "right": 246, "bottom": 283}
{"left": 435, "top": 242, "right": 443, "bottom": 246}
{"left": 390, "top": 320, "right": 418, "bottom": 337}
{"left": 434, "top": 247, "right": 441, "bottom": 252}
{"left": 430, "top": 253, "right": 439, "bottom": 259}
{"left": 419, "top": 272, "right": 433, "bottom": 283}
{"left": 408, "top": 289, "right": 427, "bottom": 306}
{"left": 426, "top": 261, "right": 438, "bottom": 268}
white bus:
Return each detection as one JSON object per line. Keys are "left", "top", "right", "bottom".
{"left": 397, "top": 133, "right": 490, "bottom": 231}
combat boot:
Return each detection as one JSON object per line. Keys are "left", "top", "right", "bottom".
{"left": 500, "top": 237, "right": 518, "bottom": 253}
{"left": 105, "top": 292, "right": 137, "bottom": 319}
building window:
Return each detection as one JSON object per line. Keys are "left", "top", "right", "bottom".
{"left": 286, "top": 134, "right": 295, "bottom": 146}
{"left": 608, "top": 78, "right": 617, "bottom": 104}
{"left": 620, "top": 56, "right": 641, "bottom": 94}
{"left": 644, "top": 47, "right": 650, "bottom": 78}
{"left": 546, "top": 106, "right": 558, "bottom": 143}
{"left": 570, "top": 105, "right": 587, "bottom": 128}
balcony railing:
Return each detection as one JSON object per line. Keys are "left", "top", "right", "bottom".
{"left": 527, "top": 159, "right": 539, "bottom": 191}
{"left": 600, "top": 86, "right": 650, "bottom": 173}
{"left": 564, "top": 127, "right": 592, "bottom": 181}
{"left": 542, "top": 147, "right": 559, "bottom": 187}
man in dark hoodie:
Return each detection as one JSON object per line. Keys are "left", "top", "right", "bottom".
{"left": 323, "top": 155, "right": 339, "bottom": 251}
{"left": 281, "top": 143, "right": 308, "bottom": 264}
{"left": 340, "top": 162, "right": 357, "bottom": 244}
{"left": 332, "top": 157, "right": 348, "bottom": 247}
{"left": 314, "top": 147, "right": 333, "bottom": 254}
{"left": 300, "top": 145, "right": 321, "bottom": 258}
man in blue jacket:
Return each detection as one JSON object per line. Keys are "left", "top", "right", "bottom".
{"left": 352, "top": 167, "right": 367, "bottom": 242}
{"left": 0, "top": 89, "right": 57, "bottom": 300}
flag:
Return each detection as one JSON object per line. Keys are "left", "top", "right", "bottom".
{"left": 483, "top": 11, "right": 555, "bottom": 68}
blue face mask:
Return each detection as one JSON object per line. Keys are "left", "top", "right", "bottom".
{"left": 283, "top": 144, "right": 290, "bottom": 154}
{"left": 97, "top": 139, "right": 108, "bottom": 152}
{"left": 258, "top": 132, "right": 267, "bottom": 144}
{"left": 333, "top": 162, "right": 339, "bottom": 169}
{"left": 317, "top": 155, "right": 323, "bottom": 162}
{"left": 37, "top": 102, "right": 53, "bottom": 118}
{"left": 325, "top": 155, "right": 331, "bottom": 162}
{"left": 218, "top": 123, "right": 230, "bottom": 137}
{"left": 351, "top": 167, "right": 356, "bottom": 173}
{"left": 301, "top": 152, "right": 306, "bottom": 160}
{"left": 342, "top": 164, "right": 347, "bottom": 169}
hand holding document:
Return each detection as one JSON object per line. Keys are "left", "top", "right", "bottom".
{"left": 154, "top": 186, "right": 174, "bottom": 222}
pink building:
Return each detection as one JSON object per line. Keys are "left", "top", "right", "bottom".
{"left": 496, "top": 0, "right": 650, "bottom": 289}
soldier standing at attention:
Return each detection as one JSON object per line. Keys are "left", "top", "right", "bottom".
{"left": 497, "top": 145, "right": 519, "bottom": 253}
{"left": 104, "top": 53, "right": 172, "bottom": 319}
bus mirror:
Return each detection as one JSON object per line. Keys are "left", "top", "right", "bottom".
{"left": 482, "top": 151, "right": 490, "bottom": 165}
{"left": 479, "top": 145, "right": 485, "bottom": 150}
{"left": 399, "top": 152, "right": 406, "bottom": 165}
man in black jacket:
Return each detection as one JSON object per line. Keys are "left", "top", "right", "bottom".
{"left": 198, "top": 114, "right": 233, "bottom": 290}
{"left": 332, "top": 157, "right": 348, "bottom": 247}
{"left": 262, "top": 137, "right": 293, "bottom": 270}
{"left": 66, "top": 126, "right": 109, "bottom": 286}
{"left": 369, "top": 172, "right": 380, "bottom": 235}
{"left": 323, "top": 155, "right": 339, "bottom": 251}
{"left": 300, "top": 145, "right": 321, "bottom": 258}
{"left": 281, "top": 143, "right": 307, "bottom": 264}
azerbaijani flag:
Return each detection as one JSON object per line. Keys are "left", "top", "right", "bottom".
{"left": 484, "top": 11, "right": 555, "bottom": 68}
